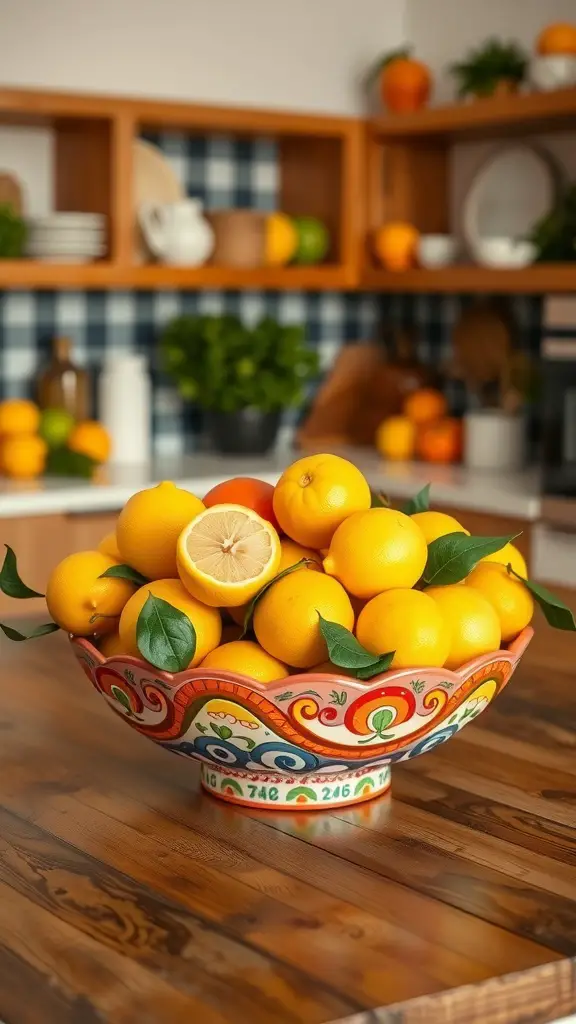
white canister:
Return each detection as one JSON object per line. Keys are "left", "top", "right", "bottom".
{"left": 464, "top": 409, "right": 526, "bottom": 472}
{"left": 98, "top": 354, "right": 151, "bottom": 465}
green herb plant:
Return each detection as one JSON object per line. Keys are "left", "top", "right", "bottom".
{"left": 0, "top": 203, "right": 26, "bottom": 259}
{"left": 450, "top": 39, "right": 528, "bottom": 99}
{"left": 160, "top": 314, "right": 319, "bottom": 413}
{"left": 529, "top": 184, "right": 576, "bottom": 263}
{"left": 1, "top": 477, "right": 575, "bottom": 674}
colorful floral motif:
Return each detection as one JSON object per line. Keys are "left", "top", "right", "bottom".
{"left": 71, "top": 629, "right": 530, "bottom": 809}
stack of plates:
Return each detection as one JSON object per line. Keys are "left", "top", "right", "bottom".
{"left": 26, "top": 213, "right": 107, "bottom": 263}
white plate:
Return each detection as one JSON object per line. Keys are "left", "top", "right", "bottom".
{"left": 32, "top": 254, "right": 104, "bottom": 264}
{"left": 463, "top": 143, "right": 559, "bottom": 258}
{"left": 28, "top": 212, "right": 105, "bottom": 229}
{"left": 28, "top": 229, "right": 105, "bottom": 243}
{"left": 27, "top": 244, "right": 106, "bottom": 256}
{"left": 134, "top": 139, "right": 185, "bottom": 263}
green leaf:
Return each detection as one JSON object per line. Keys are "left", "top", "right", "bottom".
{"left": 318, "top": 614, "right": 381, "bottom": 670}
{"left": 111, "top": 686, "right": 132, "bottom": 712}
{"left": 372, "top": 708, "right": 394, "bottom": 735}
{"left": 210, "top": 723, "right": 233, "bottom": 740}
{"left": 423, "top": 532, "right": 520, "bottom": 587}
{"left": 45, "top": 447, "right": 96, "bottom": 478}
{"left": 243, "top": 737, "right": 256, "bottom": 751}
{"left": 402, "top": 484, "right": 431, "bottom": 516}
{"left": 508, "top": 566, "right": 576, "bottom": 631}
{"left": 0, "top": 621, "right": 60, "bottom": 642}
{"left": 355, "top": 652, "right": 396, "bottom": 680}
{"left": 99, "top": 564, "right": 148, "bottom": 587}
{"left": 0, "top": 545, "right": 44, "bottom": 598}
{"left": 136, "top": 594, "right": 196, "bottom": 673}
{"left": 370, "top": 491, "right": 390, "bottom": 508}
{"left": 241, "top": 558, "right": 314, "bottom": 636}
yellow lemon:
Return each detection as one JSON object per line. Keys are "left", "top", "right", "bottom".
{"left": 68, "top": 421, "right": 111, "bottom": 464}
{"left": 119, "top": 578, "right": 221, "bottom": 667}
{"left": 253, "top": 569, "right": 354, "bottom": 669}
{"left": 177, "top": 503, "right": 281, "bottom": 608}
{"left": 2, "top": 434, "right": 47, "bottom": 479}
{"left": 46, "top": 550, "right": 137, "bottom": 636}
{"left": 426, "top": 584, "right": 501, "bottom": 671}
{"left": 273, "top": 453, "right": 371, "bottom": 549}
{"left": 411, "top": 510, "right": 469, "bottom": 545}
{"left": 201, "top": 640, "right": 288, "bottom": 683}
{"left": 311, "top": 661, "right": 356, "bottom": 677}
{"left": 0, "top": 398, "right": 40, "bottom": 437}
{"left": 483, "top": 542, "right": 527, "bottom": 579}
{"left": 323, "top": 507, "right": 427, "bottom": 599}
{"left": 465, "top": 562, "right": 533, "bottom": 644}
{"left": 99, "top": 631, "right": 127, "bottom": 658}
{"left": 375, "top": 416, "right": 416, "bottom": 461}
{"left": 356, "top": 589, "right": 450, "bottom": 669}
{"left": 98, "top": 531, "right": 121, "bottom": 562}
{"left": 265, "top": 212, "right": 298, "bottom": 266}
{"left": 116, "top": 481, "right": 205, "bottom": 580}
{"left": 227, "top": 537, "right": 321, "bottom": 625}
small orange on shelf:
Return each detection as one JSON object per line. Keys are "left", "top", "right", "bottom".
{"left": 403, "top": 388, "right": 447, "bottom": 425}
{"left": 375, "top": 415, "right": 416, "bottom": 461}
{"left": 68, "top": 420, "right": 112, "bottom": 464}
{"left": 265, "top": 212, "right": 298, "bottom": 267}
{"left": 536, "top": 23, "right": 576, "bottom": 55}
{"left": 1, "top": 434, "right": 47, "bottom": 480}
{"left": 373, "top": 222, "right": 419, "bottom": 272}
{"left": 417, "top": 417, "right": 462, "bottom": 464}
{"left": 0, "top": 398, "right": 40, "bottom": 437}
{"left": 378, "top": 49, "right": 432, "bottom": 113}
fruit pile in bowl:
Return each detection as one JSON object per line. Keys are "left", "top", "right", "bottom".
{"left": 0, "top": 399, "right": 111, "bottom": 480}
{"left": 1, "top": 455, "right": 573, "bottom": 810}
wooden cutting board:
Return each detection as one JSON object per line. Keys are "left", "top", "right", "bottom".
{"left": 0, "top": 172, "right": 23, "bottom": 214}
{"left": 451, "top": 302, "right": 513, "bottom": 393}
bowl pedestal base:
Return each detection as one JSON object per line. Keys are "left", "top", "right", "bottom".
{"left": 200, "top": 763, "right": 392, "bottom": 810}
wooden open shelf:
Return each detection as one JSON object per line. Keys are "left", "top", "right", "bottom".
{"left": 362, "top": 265, "right": 576, "bottom": 294}
{"left": 369, "top": 86, "right": 576, "bottom": 141}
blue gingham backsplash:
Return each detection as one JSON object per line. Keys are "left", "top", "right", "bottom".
{"left": 0, "top": 129, "right": 545, "bottom": 455}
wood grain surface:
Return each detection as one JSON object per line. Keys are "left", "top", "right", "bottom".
{"left": 0, "top": 632, "right": 574, "bottom": 1023}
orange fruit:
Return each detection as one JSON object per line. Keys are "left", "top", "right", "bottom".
{"left": 426, "top": 584, "right": 501, "bottom": 671}
{"left": 68, "top": 421, "right": 111, "bottom": 464}
{"left": 380, "top": 55, "right": 432, "bottom": 113}
{"left": 97, "top": 531, "right": 121, "bottom": 562}
{"left": 46, "top": 550, "right": 137, "bottom": 636}
{"left": 119, "top": 578, "right": 221, "bottom": 666}
{"left": 373, "top": 221, "right": 419, "bottom": 272}
{"left": 483, "top": 542, "right": 527, "bottom": 579}
{"left": 273, "top": 453, "right": 371, "bottom": 549}
{"left": 201, "top": 640, "right": 288, "bottom": 683}
{"left": 537, "top": 23, "right": 576, "bottom": 54}
{"left": 411, "top": 510, "right": 469, "bottom": 545}
{"left": 265, "top": 212, "right": 298, "bottom": 267}
{"left": 116, "top": 482, "right": 205, "bottom": 580}
{"left": 1, "top": 434, "right": 47, "bottom": 479}
{"left": 403, "top": 388, "right": 447, "bottom": 425}
{"left": 0, "top": 398, "right": 40, "bottom": 437}
{"left": 375, "top": 415, "right": 416, "bottom": 461}
{"left": 177, "top": 503, "right": 281, "bottom": 607}
{"left": 356, "top": 589, "right": 450, "bottom": 669}
{"left": 99, "top": 631, "right": 127, "bottom": 658}
{"left": 465, "top": 562, "right": 534, "bottom": 644}
{"left": 253, "top": 569, "right": 354, "bottom": 669}
{"left": 417, "top": 418, "right": 462, "bottom": 464}
{"left": 203, "top": 477, "right": 279, "bottom": 531}
{"left": 323, "top": 507, "right": 427, "bottom": 599}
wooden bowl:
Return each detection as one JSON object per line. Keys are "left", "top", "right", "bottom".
{"left": 71, "top": 628, "right": 532, "bottom": 811}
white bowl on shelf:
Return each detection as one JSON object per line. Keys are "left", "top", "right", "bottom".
{"left": 530, "top": 55, "right": 576, "bottom": 91}
{"left": 417, "top": 234, "right": 457, "bottom": 268}
{"left": 473, "top": 237, "right": 537, "bottom": 269}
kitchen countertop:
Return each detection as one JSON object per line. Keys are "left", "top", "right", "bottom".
{"left": 0, "top": 632, "right": 574, "bottom": 1023}
{"left": 0, "top": 447, "right": 542, "bottom": 520}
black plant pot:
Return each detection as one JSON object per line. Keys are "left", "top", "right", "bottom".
{"left": 206, "top": 408, "right": 282, "bottom": 455}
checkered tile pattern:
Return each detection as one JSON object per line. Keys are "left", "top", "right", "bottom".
{"left": 0, "top": 128, "right": 547, "bottom": 455}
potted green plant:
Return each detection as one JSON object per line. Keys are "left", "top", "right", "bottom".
{"left": 0, "top": 203, "right": 26, "bottom": 258}
{"left": 160, "top": 313, "right": 319, "bottom": 454}
{"left": 451, "top": 39, "right": 528, "bottom": 100}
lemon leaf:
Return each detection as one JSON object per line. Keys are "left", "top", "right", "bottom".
{"left": 136, "top": 594, "right": 196, "bottom": 672}
{"left": 317, "top": 614, "right": 381, "bottom": 670}
{"left": 402, "top": 484, "right": 431, "bottom": 516}
{"left": 423, "top": 532, "right": 520, "bottom": 586}
{"left": 241, "top": 558, "right": 315, "bottom": 637}
{"left": 0, "top": 544, "right": 44, "bottom": 598}
{"left": 508, "top": 566, "right": 576, "bottom": 631}
{"left": 99, "top": 564, "right": 148, "bottom": 587}
{"left": 355, "top": 652, "right": 396, "bottom": 680}
{"left": 0, "top": 621, "right": 60, "bottom": 641}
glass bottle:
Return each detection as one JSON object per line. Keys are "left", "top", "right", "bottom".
{"left": 37, "top": 337, "right": 90, "bottom": 419}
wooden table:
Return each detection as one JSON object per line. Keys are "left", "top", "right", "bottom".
{"left": 0, "top": 633, "right": 575, "bottom": 1024}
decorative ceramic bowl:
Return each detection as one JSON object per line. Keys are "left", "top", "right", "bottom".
{"left": 71, "top": 627, "right": 532, "bottom": 811}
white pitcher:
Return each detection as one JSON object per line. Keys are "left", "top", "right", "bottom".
{"left": 139, "top": 199, "right": 214, "bottom": 266}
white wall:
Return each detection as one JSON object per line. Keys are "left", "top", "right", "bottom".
{"left": 2, "top": 0, "right": 406, "bottom": 115}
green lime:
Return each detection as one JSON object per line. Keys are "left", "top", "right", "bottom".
{"left": 292, "top": 217, "right": 330, "bottom": 265}
{"left": 39, "top": 408, "right": 75, "bottom": 449}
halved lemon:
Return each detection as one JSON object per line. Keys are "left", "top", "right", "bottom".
{"left": 177, "top": 503, "right": 281, "bottom": 608}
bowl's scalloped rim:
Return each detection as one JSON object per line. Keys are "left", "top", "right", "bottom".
{"left": 70, "top": 625, "right": 533, "bottom": 697}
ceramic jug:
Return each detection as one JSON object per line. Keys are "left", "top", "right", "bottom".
{"left": 138, "top": 199, "right": 214, "bottom": 266}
